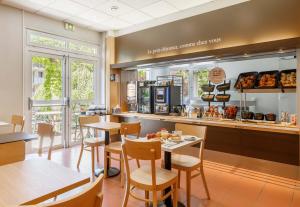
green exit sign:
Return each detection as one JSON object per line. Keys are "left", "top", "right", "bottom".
{"left": 64, "top": 22, "right": 75, "bottom": 32}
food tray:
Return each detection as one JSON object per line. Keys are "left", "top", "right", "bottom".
{"left": 201, "top": 84, "right": 215, "bottom": 92}
{"left": 215, "top": 94, "right": 231, "bottom": 102}
{"left": 201, "top": 94, "right": 215, "bottom": 102}
{"left": 216, "top": 81, "right": 231, "bottom": 91}
{"left": 234, "top": 72, "right": 258, "bottom": 89}
{"left": 257, "top": 70, "right": 279, "bottom": 89}
{"left": 279, "top": 69, "right": 296, "bottom": 88}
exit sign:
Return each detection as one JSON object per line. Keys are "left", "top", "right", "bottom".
{"left": 64, "top": 22, "right": 75, "bottom": 32}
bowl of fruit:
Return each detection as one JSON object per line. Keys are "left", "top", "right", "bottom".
{"left": 224, "top": 105, "right": 238, "bottom": 119}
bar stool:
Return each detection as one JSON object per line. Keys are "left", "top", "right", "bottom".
{"left": 37, "top": 123, "right": 55, "bottom": 160}
{"left": 77, "top": 116, "right": 105, "bottom": 176}
{"left": 171, "top": 123, "right": 210, "bottom": 207}
{"left": 104, "top": 122, "right": 141, "bottom": 187}
{"left": 11, "top": 115, "right": 25, "bottom": 132}
{"left": 122, "top": 138, "right": 178, "bottom": 207}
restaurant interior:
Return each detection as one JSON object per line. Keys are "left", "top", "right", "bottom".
{"left": 0, "top": 0, "right": 300, "bottom": 207}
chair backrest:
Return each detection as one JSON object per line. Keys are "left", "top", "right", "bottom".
{"left": 122, "top": 138, "right": 161, "bottom": 187}
{"left": 37, "top": 123, "right": 54, "bottom": 137}
{"left": 79, "top": 115, "right": 100, "bottom": 127}
{"left": 11, "top": 115, "right": 25, "bottom": 132}
{"left": 78, "top": 116, "right": 100, "bottom": 142}
{"left": 175, "top": 123, "right": 207, "bottom": 161}
{"left": 39, "top": 175, "right": 104, "bottom": 207}
{"left": 120, "top": 122, "right": 141, "bottom": 138}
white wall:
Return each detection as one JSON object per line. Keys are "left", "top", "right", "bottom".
{"left": 0, "top": 5, "right": 23, "bottom": 133}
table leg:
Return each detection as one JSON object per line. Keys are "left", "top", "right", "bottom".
{"left": 163, "top": 151, "right": 185, "bottom": 207}
{"left": 94, "top": 130, "right": 120, "bottom": 177}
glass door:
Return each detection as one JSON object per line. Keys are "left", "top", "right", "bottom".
{"left": 28, "top": 53, "right": 67, "bottom": 151}
{"left": 69, "top": 58, "right": 96, "bottom": 145}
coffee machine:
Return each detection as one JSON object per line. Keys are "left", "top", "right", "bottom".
{"left": 137, "top": 81, "right": 156, "bottom": 114}
{"left": 154, "top": 85, "right": 181, "bottom": 115}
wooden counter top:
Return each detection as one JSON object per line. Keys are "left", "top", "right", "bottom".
{"left": 113, "top": 113, "right": 300, "bottom": 135}
{"left": 0, "top": 132, "right": 38, "bottom": 144}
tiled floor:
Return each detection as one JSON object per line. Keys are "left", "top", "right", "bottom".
{"left": 27, "top": 146, "right": 300, "bottom": 207}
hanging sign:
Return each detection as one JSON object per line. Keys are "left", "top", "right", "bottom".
{"left": 208, "top": 67, "right": 226, "bottom": 84}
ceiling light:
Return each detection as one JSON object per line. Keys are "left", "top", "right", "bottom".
{"left": 169, "top": 64, "right": 190, "bottom": 68}
{"left": 111, "top": 5, "right": 119, "bottom": 12}
{"left": 110, "top": 0, "right": 119, "bottom": 12}
{"left": 193, "top": 61, "right": 215, "bottom": 66}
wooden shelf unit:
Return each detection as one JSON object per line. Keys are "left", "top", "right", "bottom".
{"left": 239, "top": 88, "right": 296, "bottom": 93}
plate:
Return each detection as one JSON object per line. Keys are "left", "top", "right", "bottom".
{"left": 184, "top": 136, "right": 197, "bottom": 141}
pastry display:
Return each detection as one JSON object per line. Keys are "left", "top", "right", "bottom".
{"left": 203, "top": 106, "right": 221, "bottom": 118}
{"left": 201, "top": 94, "right": 215, "bottom": 102}
{"left": 235, "top": 72, "right": 258, "bottom": 89}
{"left": 224, "top": 105, "right": 238, "bottom": 119}
{"left": 241, "top": 111, "right": 254, "bottom": 120}
{"left": 201, "top": 84, "right": 215, "bottom": 92}
{"left": 215, "top": 94, "right": 230, "bottom": 102}
{"left": 265, "top": 113, "right": 276, "bottom": 121}
{"left": 258, "top": 71, "right": 278, "bottom": 88}
{"left": 216, "top": 82, "right": 231, "bottom": 91}
{"left": 254, "top": 113, "right": 264, "bottom": 120}
{"left": 280, "top": 70, "right": 296, "bottom": 88}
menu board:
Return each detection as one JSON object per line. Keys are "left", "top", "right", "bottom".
{"left": 208, "top": 67, "right": 226, "bottom": 84}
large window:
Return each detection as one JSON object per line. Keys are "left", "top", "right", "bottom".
{"left": 194, "top": 69, "right": 209, "bottom": 97}
{"left": 27, "top": 30, "right": 99, "bottom": 57}
{"left": 28, "top": 31, "right": 66, "bottom": 50}
{"left": 69, "top": 41, "right": 98, "bottom": 56}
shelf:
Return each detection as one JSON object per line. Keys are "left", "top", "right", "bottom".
{"left": 239, "top": 88, "right": 296, "bottom": 93}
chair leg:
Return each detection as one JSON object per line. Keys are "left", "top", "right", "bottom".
{"left": 178, "top": 170, "right": 181, "bottom": 188}
{"left": 186, "top": 171, "right": 191, "bottom": 207}
{"left": 122, "top": 182, "right": 130, "bottom": 207}
{"left": 120, "top": 154, "right": 125, "bottom": 188}
{"left": 152, "top": 191, "right": 158, "bottom": 207}
{"left": 48, "top": 137, "right": 54, "bottom": 160}
{"left": 91, "top": 146, "right": 95, "bottom": 178}
{"left": 38, "top": 137, "right": 43, "bottom": 156}
{"left": 145, "top": 191, "right": 149, "bottom": 207}
{"left": 77, "top": 143, "right": 84, "bottom": 169}
{"left": 136, "top": 159, "right": 140, "bottom": 168}
{"left": 96, "top": 146, "right": 99, "bottom": 162}
{"left": 172, "top": 182, "right": 178, "bottom": 207}
{"left": 104, "top": 151, "right": 108, "bottom": 178}
{"left": 200, "top": 166, "right": 210, "bottom": 200}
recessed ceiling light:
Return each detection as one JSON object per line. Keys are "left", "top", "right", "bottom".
{"left": 111, "top": 5, "right": 119, "bottom": 12}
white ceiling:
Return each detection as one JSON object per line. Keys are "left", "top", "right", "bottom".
{"left": 1, "top": 0, "right": 250, "bottom": 36}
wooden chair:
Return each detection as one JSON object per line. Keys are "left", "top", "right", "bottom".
{"left": 33, "top": 175, "right": 104, "bottom": 207}
{"left": 104, "top": 122, "right": 141, "bottom": 187}
{"left": 77, "top": 116, "right": 105, "bottom": 176}
{"left": 11, "top": 115, "right": 25, "bottom": 132}
{"left": 37, "top": 123, "right": 55, "bottom": 160}
{"left": 171, "top": 123, "right": 210, "bottom": 207}
{"left": 122, "top": 138, "right": 178, "bottom": 207}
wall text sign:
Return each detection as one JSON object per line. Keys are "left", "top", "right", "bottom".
{"left": 147, "top": 37, "right": 222, "bottom": 55}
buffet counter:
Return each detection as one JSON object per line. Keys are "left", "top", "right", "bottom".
{"left": 113, "top": 112, "right": 299, "bottom": 135}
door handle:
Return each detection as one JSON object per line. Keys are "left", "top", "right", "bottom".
{"left": 64, "top": 97, "right": 70, "bottom": 107}
{"left": 28, "top": 97, "right": 33, "bottom": 110}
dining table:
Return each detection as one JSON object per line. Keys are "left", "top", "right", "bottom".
{"left": 84, "top": 121, "right": 121, "bottom": 177}
{"left": 0, "top": 159, "right": 90, "bottom": 207}
{"left": 0, "top": 121, "right": 9, "bottom": 127}
{"left": 160, "top": 135, "right": 203, "bottom": 207}
{"left": 0, "top": 132, "right": 38, "bottom": 165}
